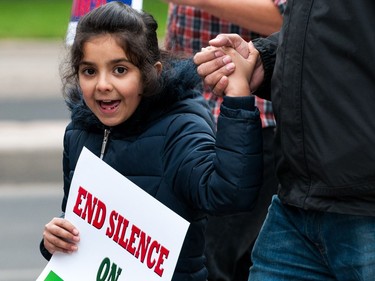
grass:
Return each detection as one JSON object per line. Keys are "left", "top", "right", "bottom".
{"left": 143, "top": 0, "right": 169, "bottom": 39}
{"left": 0, "top": 0, "right": 168, "bottom": 40}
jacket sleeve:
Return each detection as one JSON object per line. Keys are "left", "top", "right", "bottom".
{"left": 39, "top": 240, "right": 52, "bottom": 261}
{"left": 252, "top": 32, "right": 279, "bottom": 101}
{"left": 164, "top": 96, "right": 263, "bottom": 215}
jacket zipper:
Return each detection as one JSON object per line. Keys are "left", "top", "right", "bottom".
{"left": 100, "top": 129, "right": 110, "bottom": 160}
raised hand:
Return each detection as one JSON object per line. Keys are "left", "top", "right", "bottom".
{"left": 194, "top": 34, "right": 264, "bottom": 96}
{"left": 222, "top": 41, "right": 259, "bottom": 97}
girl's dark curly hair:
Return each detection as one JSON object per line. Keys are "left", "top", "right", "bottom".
{"left": 62, "top": 1, "right": 169, "bottom": 101}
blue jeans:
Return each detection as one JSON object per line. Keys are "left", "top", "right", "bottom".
{"left": 249, "top": 195, "right": 375, "bottom": 281}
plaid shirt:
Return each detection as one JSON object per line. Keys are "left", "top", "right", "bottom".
{"left": 165, "top": 0, "right": 287, "bottom": 127}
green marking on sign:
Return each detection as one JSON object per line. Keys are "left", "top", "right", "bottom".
{"left": 44, "top": 270, "right": 64, "bottom": 281}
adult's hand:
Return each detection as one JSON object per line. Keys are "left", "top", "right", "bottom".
{"left": 194, "top": 34, "right": 264, "bottom": 95}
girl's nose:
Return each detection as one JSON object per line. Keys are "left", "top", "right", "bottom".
{"left": 96, "top": 74, "right": 113, "bottom": 92}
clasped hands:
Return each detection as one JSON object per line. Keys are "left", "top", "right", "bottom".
{"left": 193, "top": 34, "right": 264, "bottom": 97}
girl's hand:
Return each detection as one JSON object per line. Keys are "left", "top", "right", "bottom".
{"left": 194, "top": 34, "right": 263, "bottom": 96}
{"left": 43, "top": 217, "right": 80, "bottom": 255}
{"left": 222, "top": 41, "right": 259, "bottom": 97}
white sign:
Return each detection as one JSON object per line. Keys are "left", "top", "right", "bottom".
{"left": 37, "top": 147, "right": 189, "bottom": 281}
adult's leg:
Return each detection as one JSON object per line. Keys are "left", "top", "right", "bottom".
{"left": 249, "top": 196, "right": 337, "bottom": 281}
{"left": 205, "top": 127, "right": 278, "bottom": 281}
{"left": 322, "top": 212, "right": 375, "bottom": 280}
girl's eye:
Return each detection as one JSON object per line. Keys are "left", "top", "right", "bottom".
{"left": 114, "top": 66, "right": 127, "bottom": 74}
{"left": 82, "top": 68, "right": 95, "bottom": 76}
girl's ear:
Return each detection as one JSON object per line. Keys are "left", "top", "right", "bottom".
{"left": 154, "top": 61, "right": 162, "bottom": 75}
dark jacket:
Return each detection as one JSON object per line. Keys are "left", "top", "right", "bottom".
{"left": 40, "top": 59, "right": 262, "bottom": 280}
{"left": 254, "top": 0, "right": 375, "bottom": 216}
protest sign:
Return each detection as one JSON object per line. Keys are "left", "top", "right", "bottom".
{"left": 37, "top": 147, "right": 189, "bottom": 281}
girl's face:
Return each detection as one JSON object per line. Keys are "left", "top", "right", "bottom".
{"left": 78, "top": 34, "right": 143, "bottom": 127}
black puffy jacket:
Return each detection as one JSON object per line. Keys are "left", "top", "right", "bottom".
{"left": 254, "top": 0, "right": 375, "bottom": 216}
{"left": 41, "top": 59, "right": 263, "bottom": 281}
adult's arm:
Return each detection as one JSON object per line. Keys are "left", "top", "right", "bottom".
{"left": 164, "top": 0, "right": 283, "bottom": 35}
{"left": 251, "top": 32, "right": 279, "bottom": 100}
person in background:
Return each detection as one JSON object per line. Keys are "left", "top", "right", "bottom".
{"left": 66, "top": 0, "right": 136, "bottom": 45}
{"left": 163, "top": 1, "right": 286, "bottom": 280}
{"left": 194, "top": 1, "right": 375, "bottom": 280}
{"left": 39, "top": 2, "right": 264, "bottom": 281}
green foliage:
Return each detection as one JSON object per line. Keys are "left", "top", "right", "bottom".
{"left": 0, "top": 0, "right": 168, "bottom": 39}
{"left": 0, "top": 0, "right": 71, "bottom": 39}
{"left": 143, "top": 0, "right": 169, "bottom": 39}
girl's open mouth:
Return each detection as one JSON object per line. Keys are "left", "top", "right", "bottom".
{"left": 98, "top": 100, "right": 121, "bottom": 113}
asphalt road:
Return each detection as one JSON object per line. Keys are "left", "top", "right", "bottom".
{"left": 0, "top": 185, "right": 61, "bottom": 281}
{"left": 0, "top": 40, "right": 68, "bottom": 281}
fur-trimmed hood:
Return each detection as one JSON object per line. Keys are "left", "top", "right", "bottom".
{"left": 64, "top": 58, "right": 214, "bottom": 134}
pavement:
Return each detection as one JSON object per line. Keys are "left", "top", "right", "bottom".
{"left": 0, "top": 40, "right": 63, "bottom": 100}
{"left": 0, "top": 40, "right": 71, "bottom": 281}
{"left": 0, "top": 40, "right": 69, "bottom": 185}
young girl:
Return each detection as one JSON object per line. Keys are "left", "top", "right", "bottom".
{"left": 40, "top": 2, "right": 262, "bottom": 280}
